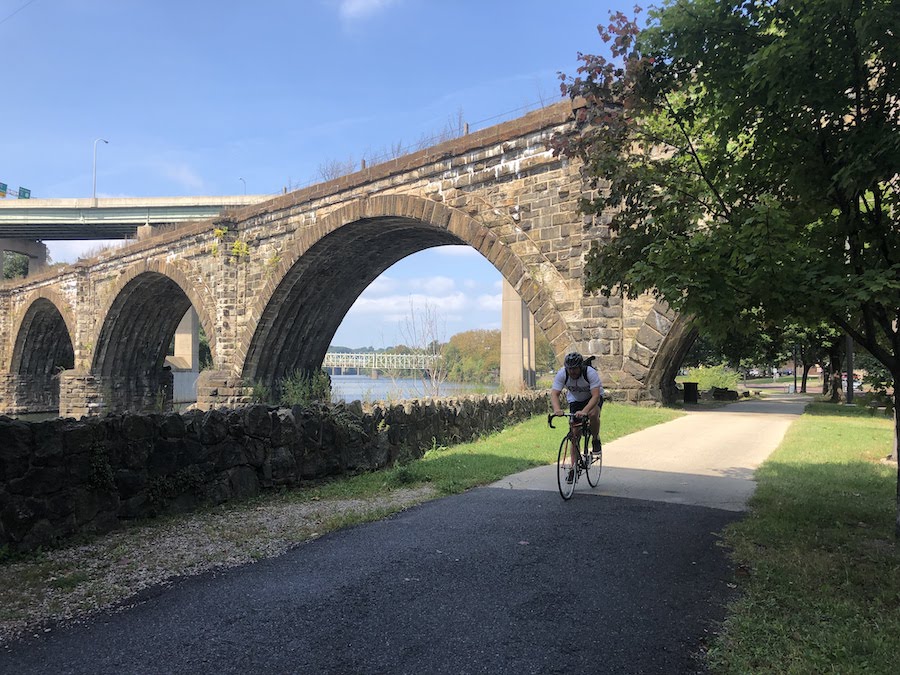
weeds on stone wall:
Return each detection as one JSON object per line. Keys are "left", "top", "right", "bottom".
{"left": 250, "top": 381, "right": 272, "bottom": 404}
{"left": 229, "top": 239, "right": 251, "bottom": 262}
{"left": 279, "top": 369, "right": 332, "bottom": 407}
{"left": 88, "top": 445, "right": 115, "bottom": 492}
{"left": 153, "top": 388, "right": 168, "bottom": 413}
{"left": 264, "top": 253, "right": 282, "bottom": 278}
{"left": 325, "top": 406, "right": 365, "bottom": 437}
{"left": 211, "top": 225, "right": 228, "bottom": 257}
{"left": 147, "top": 465, "right": 205, "bottom": 510}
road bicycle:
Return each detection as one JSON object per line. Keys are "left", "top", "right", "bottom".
{"left": 547, "top": 408, "right": 603, "bottom": 500}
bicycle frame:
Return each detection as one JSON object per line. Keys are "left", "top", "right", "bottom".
{"left": 548, "top": 412, "right": 603, "bottom": 499}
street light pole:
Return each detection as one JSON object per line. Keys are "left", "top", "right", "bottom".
{"left": 93, "top": 138, "right": 108, "bottom": 202}
{"left": 239, "top": 177, "right": 246, "bottom": 195}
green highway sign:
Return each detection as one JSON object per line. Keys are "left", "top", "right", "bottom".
{"left": 18, "top": 187, "right": 30, "bottom": 199}
{"left": 0, "top": 182, "right": 6, "bottom": 197}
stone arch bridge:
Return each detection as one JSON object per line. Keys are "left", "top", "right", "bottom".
{"left": 0, "top": 101, "right": 693, "bottom": 418}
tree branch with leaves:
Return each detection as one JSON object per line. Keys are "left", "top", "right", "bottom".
{"left": 552, "top": 0, "right": 900, "bottom": 534}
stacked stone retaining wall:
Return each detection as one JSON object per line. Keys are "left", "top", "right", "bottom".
{"left": 0, "top": 392, "right": 549, "bottom": 553}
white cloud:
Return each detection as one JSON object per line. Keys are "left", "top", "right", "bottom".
{"left": 411, "top": 275, "right": 456, "bottom": 295}
{"left": 361, "top": 274, "right": 401, "bottom": 297}
{"left": 338, "top": 0, "right": 402, "bottom": 20}
{"left": 477, "top": 293, "right": 502, "bottom": 312}
{"left": 360, "top": 274, "right": 462, "bottom": 299}
{"left": 349, "top": 291, "right": 468, "bottom": 319}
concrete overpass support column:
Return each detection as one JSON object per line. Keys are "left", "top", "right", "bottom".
{"left": 171, "top": 308, "right": 200, "bottom": 405}
{"left": 136, "top": 225, "right": 160, "bottom": 240}
{"left": 174, "top": 308, "right": 200, "bottom": 370}
{"left": 524, "top": 310, "right": 536, "bottom": 388}
{"left": 0, "top": 239, "right": 48, "bottom": 277}
{"left": 500, "top": 279, "right": 536, "bottom": 392}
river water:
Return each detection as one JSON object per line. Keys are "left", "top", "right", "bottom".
{"left": 6, "top": 376, "right": 498, "bottom": 420}
{"left": 329, "top": 375, "right": 497, "bottom": 404}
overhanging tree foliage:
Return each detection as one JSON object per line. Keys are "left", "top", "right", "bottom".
{"left": 551, "top": 0, "right": 900, "bottom": 533}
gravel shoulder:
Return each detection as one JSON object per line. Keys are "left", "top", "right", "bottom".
{"left": 0, "top": 485, "right": 437, "bottom": 645}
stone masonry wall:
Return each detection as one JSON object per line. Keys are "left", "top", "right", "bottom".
{"left": 0, "top": 392, "right": 549, "bottom": 553}
{"left": 0, "top": 100, "right": 693, "bottom": 417}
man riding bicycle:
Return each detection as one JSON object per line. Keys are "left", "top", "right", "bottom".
{"left": 551, "top": 352, "right": 604, "bottom": 457}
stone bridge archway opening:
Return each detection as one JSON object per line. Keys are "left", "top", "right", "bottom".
{"left": 241, "top": 216, "right": 470, "bottom": 395}
{"left": 8, "top": 297, "right": 75, "bottom": 414}
{"left": 91, "top": 271, "right": 205, "bottom": 413}
{"left": 633, "top": 309, "right": 699, "bottom": 404}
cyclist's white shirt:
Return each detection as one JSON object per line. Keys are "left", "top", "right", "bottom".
{"left": 552, "top": 366, "right": 604, "bottom": 403}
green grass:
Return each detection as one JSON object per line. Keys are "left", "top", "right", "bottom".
{"left": 285, "top": 402, "right": 684, "bottom": 502}
{"left": 707, "top": 402, "right": 899, "bottom": 674}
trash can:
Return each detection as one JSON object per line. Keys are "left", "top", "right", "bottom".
{"left": 683, "top": 381, "right": 699, "bottom": 404}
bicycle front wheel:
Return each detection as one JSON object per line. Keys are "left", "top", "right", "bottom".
{"left": 585, "top": 435, "right": 602, "bottom": 487}
{"left": 557, "top": 436, "right": 577, "bottom": 500}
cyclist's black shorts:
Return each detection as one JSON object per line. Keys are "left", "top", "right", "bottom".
{"left": 569, "top": 399, "right": 590, "bottom": 414}
{"left": 568, "top": 397, "right": 604, "bottom": 415}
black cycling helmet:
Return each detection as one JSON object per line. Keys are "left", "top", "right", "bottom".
{"left": 564, "top": 352, "right": 584, "bottom": 369}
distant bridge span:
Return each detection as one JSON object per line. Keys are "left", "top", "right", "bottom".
{"left": 323, "top": 352, "right": 440, "bottom": 373}
{"left": 0, "top": 195, "right": 271, "bottom": 240}
{"left": 0, "top": 100, "right": 693, "bottom": 417}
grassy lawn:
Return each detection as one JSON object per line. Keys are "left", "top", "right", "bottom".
{"left": 707, "top": 403, "right": 899, "bottom": 673}
{"left": 295, "top": 402, "right": 684, "bottom": 502}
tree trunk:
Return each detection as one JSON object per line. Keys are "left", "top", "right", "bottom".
{"left": 800, "top": 359, "right": 812, "bottom": 394}
{"left": 829, "top": 347, "right": 842, "bottom": 403}
{"left": 894, "top": 387, "right": 900, "bottom": 539}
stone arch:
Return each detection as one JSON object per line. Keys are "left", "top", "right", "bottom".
{"left": 236, "top": 194, "right": 574, "bottom": 387}
{"left": 6, "top": 288, "right": 77, "bottom": 373}
{"left": 89, "top": 259, "right": 218, "bottom": 376}
{"left": 626, "top": 301, "right": 697, "bottom": 403}
{"left": 5, "top": 292, "right": 77, "bottom": 412}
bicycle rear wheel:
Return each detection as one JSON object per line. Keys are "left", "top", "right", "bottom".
{"left": 557, "top": 436, "right": 577, "bottom": 500}
{"left": 585, "top": 435, "right": 602, "bottom": 487}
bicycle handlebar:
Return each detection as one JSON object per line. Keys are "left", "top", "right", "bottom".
{"left": 547, "top": 412, "right": 586, "bottom": 429}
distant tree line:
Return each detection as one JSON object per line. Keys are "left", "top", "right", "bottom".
{"left": 2, "top": 252, "right": 28, "bottom": 279}
{"left": 331, "top": 328, "right": 557, "bottom": 385}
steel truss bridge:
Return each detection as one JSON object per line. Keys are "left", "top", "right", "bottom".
{"left": 323, "top": 352, "right": 440, "bottom": 372}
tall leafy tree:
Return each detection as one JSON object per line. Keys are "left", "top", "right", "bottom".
{"left": 551, "top": 0, "right": 900, "bottom": 532}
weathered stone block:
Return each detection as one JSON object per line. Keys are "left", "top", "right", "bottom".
{"left": 199, "top": 409, "right": 228, "bottom": 445}
{"left": 242, "top": 404, "right": 273, "bottom": 440}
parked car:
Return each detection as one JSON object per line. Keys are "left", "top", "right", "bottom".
{"left": 842, "top": 374, "right": 862, "bottom": 391}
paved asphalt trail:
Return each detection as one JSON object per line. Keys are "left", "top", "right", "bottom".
{"left": 0, "top": 396, "right": 808, "bottom": 674}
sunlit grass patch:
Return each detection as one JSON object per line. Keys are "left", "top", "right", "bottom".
{"left": 293, "top": 403, "right": 684, "bottom": 499}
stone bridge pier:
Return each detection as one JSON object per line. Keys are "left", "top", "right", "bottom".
{"left": 0, "top": 101, "right": 695, "bottom": 418}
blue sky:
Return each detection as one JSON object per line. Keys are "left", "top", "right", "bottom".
{"left": 1, "top": 0, "right": 620, "bottom": 348}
